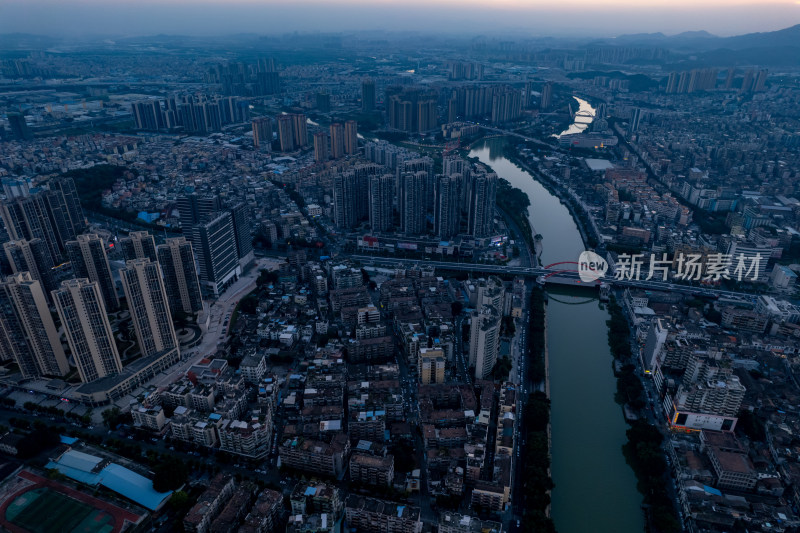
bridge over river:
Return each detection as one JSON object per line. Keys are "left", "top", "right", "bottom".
{"left": 351, "top": 254, "right": 756, "bottom": 304}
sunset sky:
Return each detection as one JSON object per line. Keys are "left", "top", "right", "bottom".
{"left": 1, "top": 0, "right": 799, "bottom": 38}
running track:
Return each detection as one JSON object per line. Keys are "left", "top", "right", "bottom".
{"left": 0, "top": 470, "right": 142, "bottom": 533}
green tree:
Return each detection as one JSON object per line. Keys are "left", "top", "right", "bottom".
{"left": 239, "top": 293, "right": 259, "bottom": 315}
{"left": 256, "top": 270, "right": 278, "bottom": 288}
{"left": 102, "top": 407, "right": 122, "bottom": 430}
{"left": 153, "top": 461, "right": 189, "bottom": 493}
{"left": 168, "top": 490, "right": 190, "bottom": 510}
{"left": 17, "top": 427, "right": 60, "bottom": 459}
{"left": 737, "top": 409, "right": 766, "bottom": 442}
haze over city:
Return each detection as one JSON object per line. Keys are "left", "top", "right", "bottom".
{"left": 4, "top": 2, "right": 800, "bottom": 533}
{"left": 2, "top": 0, "right": 800, "bottom": 37}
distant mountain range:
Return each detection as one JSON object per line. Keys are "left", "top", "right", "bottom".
{"left": 2, "top": 24, "right": 800, "bottom": 66}
{"left": 609, "top": 24, "right": 800, "bottom": 50}
{"left": 588, "top": 24, "right": 800, "bottom": 66}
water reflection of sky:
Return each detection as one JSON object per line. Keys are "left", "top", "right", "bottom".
{"left": 556, "top": 97, "right": 595, "bottom": 138}
{"left": 547, "top": 293, "right": 598, "bottom": 306}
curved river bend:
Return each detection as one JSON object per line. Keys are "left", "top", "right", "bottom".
{"left": 468, "top": 137, "right": 644, "bottom": 533}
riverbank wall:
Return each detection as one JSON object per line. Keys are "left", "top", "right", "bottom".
{"left": 543, "top": 308, "right": 552, "bottom": 520}
{"left": 504, "top": 139, "right": 680, "bottom": 532}
{"left": 503, "top": 146, "right": 600, "bottom": 251}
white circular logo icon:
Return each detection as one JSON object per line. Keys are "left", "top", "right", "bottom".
{"left": 578, "top": 251, "right": 608, "bottom": 283}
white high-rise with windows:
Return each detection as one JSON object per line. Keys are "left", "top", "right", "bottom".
{"left": 469, "top": 171, "right": 497, "bottom": 238}
{"left": 369, "top": 175, "right": 394, "bottom": 233}
{"left": 66, "top": 233, "right": 119, "bottom": 311}
{"left": 0, "top": 272, "right": 69, "bottom": 378}
{"left": 53, "top": 278, "right": 122, "bottom": 383}
{"left": 469, "top": 305, "right": 501, "bottom": 380}
{"left": 120, "top": 259, "right": 179, "bottom": 358}
{"left": 157, "top": 237, "right": 203, "bottom": 314}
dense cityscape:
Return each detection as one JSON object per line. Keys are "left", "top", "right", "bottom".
{"left": 0, "top": 9, "right": 799, "bottom": 533}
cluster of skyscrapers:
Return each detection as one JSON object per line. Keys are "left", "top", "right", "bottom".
{"left": 252, "top": 114, "right": 307, "bottom": 152}
{"left": 385, "top": 87, "right": 438, "bottom": 134}
{"left": 0, "top": 176, "right": 84, "bottom": 269}
{"left": 132, "top": 95, "right": 250, "bottom": 133}
{"left": 251, "top": 116, "right": 273, "bottom": 151}
{"left": 737, "top": 68, "right": 769, "bottom": 94}
{"left": 177, "top": 193, "right": 253, "bottom": 297}
{"left": 665, "top": 69, "right": 719, "bottom": 94}
{"left": 333, "top": 153, "right": 497, "bottom": 239}
{"left": 0, "top": 176, "right": 214, "bottom": 398}
{"left": 448, "top": 61, "right": 484, "bottom": 81}
{"left": 665, "top": 68, "right": 768, "bottom": 94}
{"left": 276, "top": 113, "right": 308, "bottom": 152}
{"left": 204, "top": 57, "right": 280, "bottom": 97}
{"left": 314, "top": 121, "right": 358, "bottom": 163}
{"left": 0, "top": 230, "right": 196, "bottom": 389}
{"left": 122, "top": 231, "right": 203, "bottom": 316}
{"left": 446, "top": 84, "right": 524, "bottom": 124}
{"left": 253, "top": 114, "right": 359, "bottom": 159}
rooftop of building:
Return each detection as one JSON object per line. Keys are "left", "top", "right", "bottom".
{"left": 345, "top": 495, "right": 420, "bottom": 520}
{"left": 709, "top": 446, "right": 755, "bottom": 475}
{"left": 439, "top": 511, "right": 502, "bottom": 533}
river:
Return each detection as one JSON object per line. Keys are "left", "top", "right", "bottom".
{"left": 468, "top": 136, "right": 644, "bottom": 533}
{"left": 557, "top": 97, "right": 595, "bottom": 137}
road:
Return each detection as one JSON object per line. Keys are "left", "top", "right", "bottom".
{"left": 346, "top": 255, "right": 757, "bottom": 302}
{"left": 617, "top": 297, "right": 686, "bottom": 530}
{"left": 393, "top": 330, "right": 435, "bottom": 524}
{"left": 0, "top": 408, "right": 278, "bottom": 477}
{"left": 479, "top": 125, "right": 556, "bottom": 149}
{"left": 495, "top": 206, "right": 536, "bottom": 269}
{"left": 509, "top": 300, "right": 532, "bottom": 528}
{"left": 150, "top": 258, "right": 273, "bottom": 388}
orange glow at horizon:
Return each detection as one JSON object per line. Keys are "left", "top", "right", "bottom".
{"left": 54, "top": 0, "right": 800, "bottom": 5}
{"left": 6, "top": 0, "right": 800, "bottom": 37}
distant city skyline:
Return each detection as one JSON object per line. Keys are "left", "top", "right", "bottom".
{"left": 1, "top": 0, "right": 799, "bottom": 38}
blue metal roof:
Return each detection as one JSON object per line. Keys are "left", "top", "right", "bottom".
{"left": 45, "top": 461, "right": 99, "bottom": 486}
{"left": 47, "top": 451, "right": 172, "bottom": 511}
{"left": 100, "top": 464, "right": 172, "bottom": 511}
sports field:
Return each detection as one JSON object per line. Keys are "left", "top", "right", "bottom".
{"left": 5, "top": 487, "right": 114, "bottom": 533}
